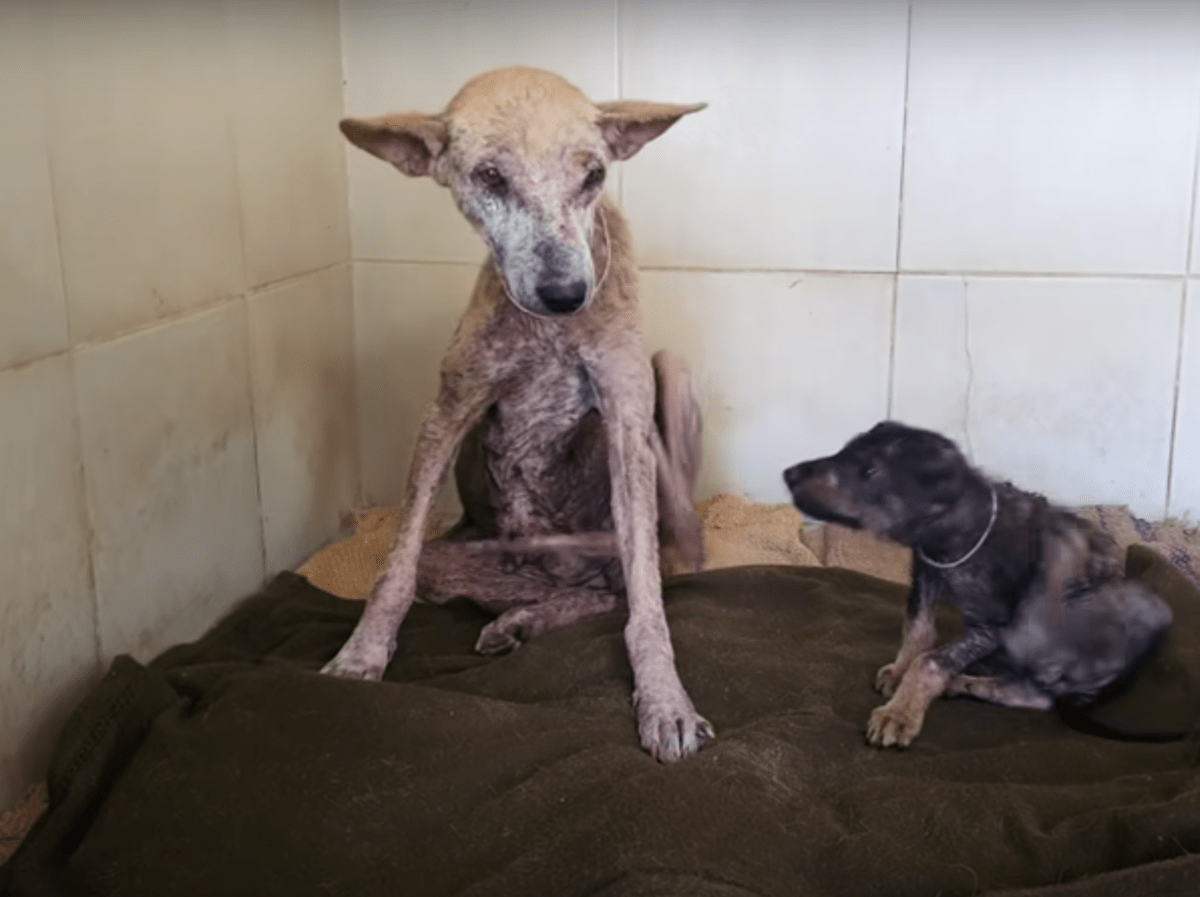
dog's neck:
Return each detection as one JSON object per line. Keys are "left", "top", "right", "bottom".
{"left": 914, "top": 476, "right": 998, "bottom": 569}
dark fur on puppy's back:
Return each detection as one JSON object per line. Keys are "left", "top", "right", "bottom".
{"left": 784, "top": 420, "right": 1173, "bottom": 748}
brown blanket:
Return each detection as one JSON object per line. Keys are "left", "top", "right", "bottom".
{"left": 3, "top": 547, "right": 1199, "bottom": 896}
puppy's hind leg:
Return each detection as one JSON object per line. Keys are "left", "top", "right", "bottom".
{"left": 944, "top": 674, "right": 1054, "bottom": 710}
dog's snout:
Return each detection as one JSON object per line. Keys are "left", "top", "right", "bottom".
{"left": 784, "top": 461, "right": 813, "bottom": 491}
{"left": 536, "top": 279, "right": 588, "bottom": 314}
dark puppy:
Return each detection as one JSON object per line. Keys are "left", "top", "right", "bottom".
{"left": 783, "top": 421, "right": 1173, "bottom": 748}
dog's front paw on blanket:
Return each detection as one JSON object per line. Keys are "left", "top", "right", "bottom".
{"left": 866, "top": 700, "right": 925, "bottom": 749}
{"left": 320, "top": 638, "right": 392, "bottom": 681}
{"left": 635, "top": 694, "right": 715, "bottom": 762}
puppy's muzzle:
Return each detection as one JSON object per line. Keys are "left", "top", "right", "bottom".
{"left": 783, "top": 461, "right": 816, "bottom": 495}
{"left": 536, "top": 278, "right": 588, "bottom": 314}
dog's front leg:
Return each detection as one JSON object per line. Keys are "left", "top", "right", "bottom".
{"left": 875, "top": 564, "right": 939, "bottom": 697}
{"left": 322, "top": 382, "right": 492, "bottom": 681}
{"left": 593, "top": 355, "right": 713, "bottom": 762}
{"left": 867, "top": 626, "right": 1000, "bottom": 748}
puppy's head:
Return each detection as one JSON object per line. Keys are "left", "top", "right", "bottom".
{"left": 339, "top": 67, "right": 704, "bottom": 318}
{"left": 783, "top": 421, "right": 973, "bottom": 545}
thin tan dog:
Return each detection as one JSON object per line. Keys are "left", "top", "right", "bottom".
{"left": 322, "top": 67, "right": 713, "bottom": 762}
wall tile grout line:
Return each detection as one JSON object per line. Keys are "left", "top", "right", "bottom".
{"left": 887, "top": 0, "right": 916, "bottom": 420}
{"left": 1163, "top": 95, "right": 1200, "bottom": 518}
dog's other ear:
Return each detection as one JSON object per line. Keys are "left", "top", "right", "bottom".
{"left": 339, "top": 114, "right": 447, "bottom": 177}
{"left": 595, "top": 100, "right": 706, "bottom": 161}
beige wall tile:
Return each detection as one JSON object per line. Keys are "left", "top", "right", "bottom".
{"left": 354, "top": 261, "right": 477, "bottom": 509}
{"left": 0, "top": 1, "right": 69, "bottom": 371}
{"left": 75, "top": 302, "right": 264, "bottom": 663}
{"left": 620, "top": 0, "right": 909, "bottom": 272}
{"left": 227, "top": 0, "right": 350, "bottom": 287}
{"left": 0, "top": 357, "right": 97, "bottom": 812}
{"left": 340, "top": 0, "right": 617, "bottom": 263}
{"left": 1169, "top": 281, "right": 1200, "bottom": 520}
{"left": 893, "top": 276, "right": 1181, "bottom": 518}
{"left": 639, "top": 270, "right": 894, "bottom": 502}
{"left": 46, "top": 0, "right": 245, "bottom": 345}
{"left": 249, "top": 266, "right": 359, "bottom": 572}
{"left": 902, "top": 0, "right": 1200, "bottom": 275}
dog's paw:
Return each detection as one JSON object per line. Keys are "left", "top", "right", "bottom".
{"left": 320, "top": 639, "right": 391, "bottom": 681}
{"left": 866, "top": 701, "right": 924, "bottom": 749}
{"left": 635, "top": 694, "right": 715, "bottom": 762}
{"left": 874, "top": 662, "right": 903, "bottom": 698}
{"left": 475, "top": 607, "right": 535, "bottom": 655}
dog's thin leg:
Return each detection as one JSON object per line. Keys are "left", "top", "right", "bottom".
{"left": 876, "top": 567, "right": 938, "bottom": 697}
{"left": 592, "top": 351, "right": 713, "bottom": 762}
{"left": 944, "top": 675, "right": 1054, "bottom": 710}
{"left": 322, "top": 390, "right": 490, "bottom": 680}
{"left": 867, "top": 652, "right": 951, "bottom": 748}
{"left": 475, "top": 590, "right": 623, "bottom": 655}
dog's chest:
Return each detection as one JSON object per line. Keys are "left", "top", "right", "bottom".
{"left": 481, "top": 350, "right": 607, "bottom": 534}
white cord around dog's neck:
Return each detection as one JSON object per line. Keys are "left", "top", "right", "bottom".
{"left": 916, "top": 486, "right": 998, "bottom": 570}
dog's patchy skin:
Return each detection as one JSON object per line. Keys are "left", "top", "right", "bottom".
{"left": 324, "top": 67, "right": 712, "bottom": 762}
{"left": 785, "top": 421, "right": 1173, "bottom": 749}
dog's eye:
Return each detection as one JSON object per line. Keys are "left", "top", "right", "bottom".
{"left": 582, "top": 165, "right": 606, "bottom": 192}
{"left": 474, "top": 165, "right": 509, "bottom": 197}
{"left": 863, "top": 464, "right": 881, "bottom": 481}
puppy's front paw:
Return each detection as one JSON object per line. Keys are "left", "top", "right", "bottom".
{"left": 320, "top": 638, "right": 391, "bottom": 681}
{"left": 875, "top": 662, "right": 903, "bottom": 697}
{"left": 866, "top": 700, "right": 925, "bottom": 749}
{"left": 635, "top": 692, "right": 715, "bottom": 762}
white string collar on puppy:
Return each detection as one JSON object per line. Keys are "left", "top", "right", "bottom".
{"left": 917, "top": 485, "right": 998, "bottom": 570}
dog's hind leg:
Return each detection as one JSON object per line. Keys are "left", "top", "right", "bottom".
{"left": 475, "top": 590, "right": 622, "bottom": 654}
{"left": 944, "top": 675, "right": 1054, "bottom": 710}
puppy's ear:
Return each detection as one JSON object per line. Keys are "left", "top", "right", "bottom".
{"left": 595, "top": 100, "right": 706, "bottom": 161}
{"left": 339, "top": 114, "right": 447, "bottom": 177}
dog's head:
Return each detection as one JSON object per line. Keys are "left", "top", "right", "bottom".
{"left": 783, "top": 421, "right": 975, "bottom": 544}
{"left": 340, "top": 67, "right": 704, "bottom": 318}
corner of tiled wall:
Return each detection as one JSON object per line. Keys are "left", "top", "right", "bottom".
{"left": 0, "top": 0, "right": 356, "bottom": 812}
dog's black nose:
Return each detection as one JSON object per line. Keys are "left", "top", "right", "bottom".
{"left": 536, "top": 279, "right": 588, "bottom": 314}
{"left": 783, "top": 462, "right": 810, "bottom": 491}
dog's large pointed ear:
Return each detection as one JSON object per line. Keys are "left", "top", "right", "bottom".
{"left": 339, "top": 113, "right": 448, "bottom": 177}
{"left": 595, "top": 100, "right": 706, "bottom": 161}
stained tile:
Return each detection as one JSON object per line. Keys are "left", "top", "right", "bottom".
{"left": 902, "top": 0, "right": 1200, "bottom": 275}
{"left": 249, "top": 266, "right": 359, "bottom": 571}
{"left": 75, "top": 302, "right": 264, "bottom": 662}
{"left": 0, "top": 357, "right": 96, "bottom": 811}
{"left": 620, "top": 0, "right": 909, "bottom": 271}
{"left": 0, "top": 1, "right": 68, "bottom": 370}
{"left": 340, "top": 0, "right": 617, "bottom": 263}
{"left": 227, "top": 0, "right": 351, "bottom": 286}
{"left": 893, "top": 276, "right": 1181, "bottom": 517}
{"left": 639, "top": 270, "right": 894, "bottom": 502}
{"left": 46, "top": 0, "right": 245, "bottom": 345}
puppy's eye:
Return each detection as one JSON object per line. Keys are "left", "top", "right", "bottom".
{"left": 863, "top": 464, "right": 881, "bottom": 481}
{"left": 582, "top": 165, "right": 606, "bottom": 192}
{"left": 474, "top": 165, "right": 508, "bottom": 197}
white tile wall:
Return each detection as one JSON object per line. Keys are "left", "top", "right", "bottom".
{"left": 75, "top": 303, "right": 264, "bottom": 662}
{"left": 0, "top": 357, "right": 97, "bottom": 813}
{"left": 901, "top": 0, "right": 1200, "bottom": 275}
{"left": 248, "top": 267, "right": 360, "bottom": 572}
{"left": 340, "top": 0, "right": 617, "bottom": 264}
{"left": 1169, "top": 280, "right": 1200, "bottom": 521}
{"left": 640, "top": 270, "right": 893, "bottom": 502}
{"left": 353, "top": 261, "right": 478, "bottom": 507}
{"left": 620, "top": 0, "right": 909, "bottom": 272}
{"left": 893, "top": 276, "right": 1182, "bottom": 517}
{"left": 0, "top": 1, "right": 69, "bottom": 372}
{"left": 227, "top": 0, "right": 351, "bottom": 287}
{"left": 46, "top": 0, "right": 246, "bottom": 346}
